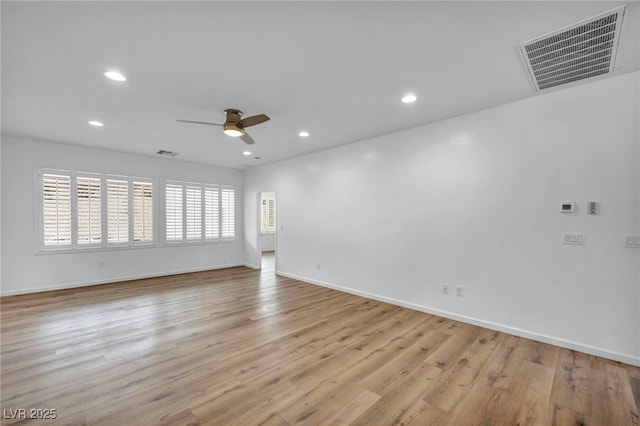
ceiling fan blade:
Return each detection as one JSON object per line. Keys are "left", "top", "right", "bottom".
{"left": 239, "top": 132, "right": 255, "bottom": 145}
{"left": 176, "top": 119, "right": 223, "bottom": 127}
{"left": 239, "top": 114, "right": 270, "bottom": 128}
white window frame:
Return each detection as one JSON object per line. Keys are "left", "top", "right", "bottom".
{"left": 38, "top": 168, "right": 156, "bottom": 252}
{"left": 163, "top": 180, "right": 236, "bottom": 245}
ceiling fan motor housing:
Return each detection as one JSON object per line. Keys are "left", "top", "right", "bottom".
{"left": 224, "top": 109, "right": 243, "bottom": 125}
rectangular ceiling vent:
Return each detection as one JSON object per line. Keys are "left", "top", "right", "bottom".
{"left": 518, "top": 5, "right": 626, "bottom": 91}
{"left": 157, "top": 149, "right": 179, "bottom": 157}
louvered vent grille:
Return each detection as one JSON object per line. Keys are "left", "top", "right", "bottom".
{"left": 518, "top": 5, "right": 626, "bottom": 91}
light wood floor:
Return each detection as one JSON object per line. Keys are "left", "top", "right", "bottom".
{"left": 1, "top": 253, "right": 639, "bottom": 425}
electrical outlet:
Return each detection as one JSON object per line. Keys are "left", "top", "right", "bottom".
{"left": 98, "top": 261, "right": 104, "bottom": 268}
{"left": 456, "top": 286, "right": 464, "bottom": 297}
{"left": 316, "top": 263, "right": 321, "bottom": 270}
{"left": 441, "top": 284, "right": 449, "bottom": 295}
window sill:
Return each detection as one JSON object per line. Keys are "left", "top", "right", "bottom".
{"left": 37, "top": 243, "right": 156, "bottom": 255}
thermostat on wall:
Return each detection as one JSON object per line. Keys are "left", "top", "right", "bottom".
{"left": 559, "top": 202, "right": 575, "bottom": 213}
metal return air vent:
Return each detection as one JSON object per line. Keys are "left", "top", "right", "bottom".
{"left": 518, "top": 5, "right": 626, "bottom": 91}
{"left": 157, "top": 149, "right": 179, "bottom": 157}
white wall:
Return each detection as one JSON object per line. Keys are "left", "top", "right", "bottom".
{"left": 1, "top": 136, "right": 244, "bottom": 296}
{"left": 261, "top": 234, "right": 276, "bottom": 252}
{"left": 0, "top": 135, "right": 3, "bottom": 292}
{"left": 244, "top": 72, "right": 640, "bottom": 365}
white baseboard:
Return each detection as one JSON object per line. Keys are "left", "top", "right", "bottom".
{"left": 244, "top": 263, "right": 260, "bottom": 270}
{"left": 0, "top": 263, "right": 245, "bottom": 297}
{"left": 277, "top": 270, "right": 640, "bottom": 367}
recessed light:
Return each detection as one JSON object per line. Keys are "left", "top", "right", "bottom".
{"left": 88, "top": 120, "right": 104, "bottom": 127}
{"left": 242, "top": 151, "right": 252, "bottom": 156}
{"left": 298, "top": 131, "right": 310, "bottom": 137}
{"left": 104, "top": 71, "right": 126, "bottom": 82}
{"left": 402, "top": 94, "right": 417, "bottom": 103}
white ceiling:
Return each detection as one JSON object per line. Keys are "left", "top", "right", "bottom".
{"left": 2, "top": 1, "right": 638, "bottom": 169}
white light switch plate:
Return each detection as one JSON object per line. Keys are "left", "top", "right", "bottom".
{"left": 563, "top": 232, "right": 585, "bottom": 245}
{"left": 624, "top": 234, "right": 640, "bottom": 248}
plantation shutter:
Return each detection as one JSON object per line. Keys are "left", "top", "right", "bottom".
{"left": 260, "top": 198, "right": 276, "bottom": 233}
{"left": 165, "top": 183, "right": 183, "bottom": 241}
{"left": 204, "top": 186, "right": 219, "bottom": 239}
{"left": 267, "top": 199, "right": 276, "bottom": 232}
{"left": 185, "top": 185, "right": 202, "bottom": 240}
{"left": 261, "top": 200, "right": 268, "bottom": 233}
{"left": 133, "top": 181, "right": 153, "bottom": 242}
{"left": 77, "top": 176, "right": 102, "bottom": 245}
{"left": 42, "top": 173, "right": 72, "bottom": 246}
{"left": 107, "top": 179, "right": 129, "bottom": 244}
{"left": 221, "top": 187, "right": 235, "bottom": 238}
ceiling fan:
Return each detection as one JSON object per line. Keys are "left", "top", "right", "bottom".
{"left": 177, "top": 109, "right": 270, "bottom": 145}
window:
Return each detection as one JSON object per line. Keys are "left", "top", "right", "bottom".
{"left": 221, "top": 187, "right": 235, "bottom": 239}
{"left": 42, "top": 174, "right": 72, "bottom": 247}
{"left": 185, "top": 185, "right": 202, "bottom": 240}
{"left": 165, "top": 181, "right": 235, "bottom": 242}
{"left": 204, "top": 186, "right": 219, "bottom": 239}
{"left": 39, "top": 169, "right": 234, "bottom": 252}
{"left": 165, "top": 183, "right": 183, "bottom": 242}
{"left": 76, "top": 176, "right": 102, "bottom": 245}
{"left": 261, "top": 198, "right": 276, "bottom": 234}
{"left": 40, "top": 169, "right": 154, "bottom": 251}
{"left": 133, "top": 181, "right": 153, "bottom": 242}
{"left": 107, "top": 179, "right": 129, "bottom": 244}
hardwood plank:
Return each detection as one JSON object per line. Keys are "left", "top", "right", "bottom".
{"left": 278, "top": 381, "right": 377, "bottom": 425}
{"left": 157, "top": 409, "right": 201, "bottom": 426}
{"left": 497, "top": 360, "right": 556, "bottom": 425}
{"left": 549, "top": 349, "right": 599, "bottom": 417}
{"left": 352, "top": 361, "right": 444, "bottom": 425}
{"left": 447, "top": 382, "right": 507, "bottom": 426}
{"left": 548, "top": 405, "right": 592, "bottom": 426}
{"left": 403, "top": 398, "right": 449, "bottom": 426}
{"left": 591, "top": 364, "right": 640, "bottom": 425}
{"left": 1, "top": 255, "right": 638, "bottom": 425}
{"left": 359, "top": 329, "right": 449, "bottom": 395}
{"left": 629, "top": 365, "right": 640, "bottom": 414}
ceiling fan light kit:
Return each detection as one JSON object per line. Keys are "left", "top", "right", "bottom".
{"left": 222, "top": 124, "right": 244, "bottom": 137}
{"left": 177, "top": 108, "right": 270, "bottom": 145}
